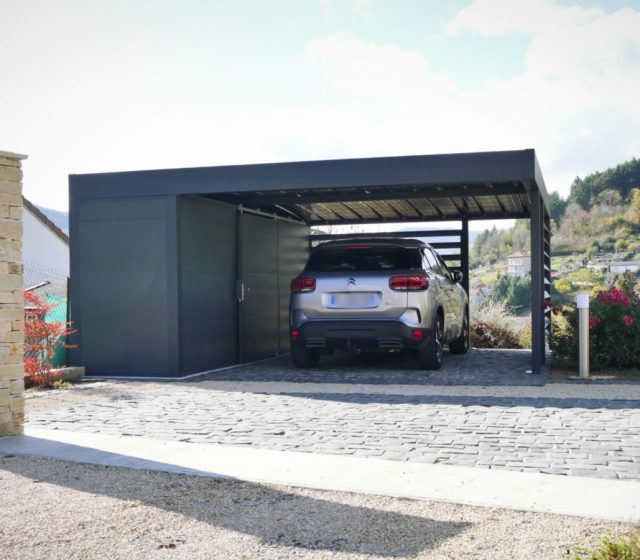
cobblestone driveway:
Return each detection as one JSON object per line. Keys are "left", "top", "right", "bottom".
{"left": 26, "top": 381, "right": 640, "bottom": 481}
{"left": 196, "top": 349, "right": 547, "bottom": 386}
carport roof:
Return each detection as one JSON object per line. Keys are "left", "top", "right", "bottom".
{"left": 70, "top": 149, "right": 549, "bottom": 224}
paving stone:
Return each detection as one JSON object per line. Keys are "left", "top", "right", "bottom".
{"left": 24, "top": 354, "right": 640, "bottom": 482}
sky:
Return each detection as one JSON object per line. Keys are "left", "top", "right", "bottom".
{"left": 1, "top": 0, "right": 639, "bottom": 212}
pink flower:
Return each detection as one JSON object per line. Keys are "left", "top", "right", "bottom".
{"left": 589, "top": 314, "right": 602, "bottom": 329}
{"left": 622, "top": 315, "right": 635, "bottom": 327}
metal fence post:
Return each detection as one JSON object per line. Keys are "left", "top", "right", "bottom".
{"left": 576, "top": 293, "right": 590, "bottom": 379}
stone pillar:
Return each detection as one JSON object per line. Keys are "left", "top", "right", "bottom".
{"left": 0, "top": 150, "right": 27, "bottom": 437}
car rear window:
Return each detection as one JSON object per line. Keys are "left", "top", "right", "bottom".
{"left": 305, "top": 245, "right": 422, "bottom": 272}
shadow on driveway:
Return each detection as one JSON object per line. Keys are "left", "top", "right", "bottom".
{"left": 275, "top": 392, "right": 640, "bottom": 410}
{"left": 0, "top": 439, "right": 470, "bottom": 557}
{"left": 192, "top": 349, "right": 547, "bottom": 386}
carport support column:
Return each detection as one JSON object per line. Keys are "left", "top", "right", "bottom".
{"left": 461, "top": 219, "right": 470, "bottom": 344}
{"left": 0, "top": 151, "right": 26, "bottom": 436}
{"left": 530, "top": 191, "right": 545, "bottom": 374}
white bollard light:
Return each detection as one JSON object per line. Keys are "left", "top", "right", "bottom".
{"left": 576, "top": 293, "right": 590, "bottom": 379}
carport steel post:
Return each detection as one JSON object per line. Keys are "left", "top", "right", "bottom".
{"left": 69, "top": 149, "right": 551, "bottom": 377}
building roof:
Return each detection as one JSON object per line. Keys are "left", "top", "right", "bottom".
{"left": 23, "top": 197, "right": 69, "bottom": 245}
{"left": 507, "top": 251, "right": 529, "bottom": 258}
{"left": 70, "top": 149, "right": 550, "bottom": 226}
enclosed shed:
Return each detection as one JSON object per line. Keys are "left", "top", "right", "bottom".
{"left": 69, "top": 149, "right": 551, "bottom": 377}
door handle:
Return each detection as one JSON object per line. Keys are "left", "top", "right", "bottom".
{"left": 237, "top": 281, "right": 245, "bottom": 302}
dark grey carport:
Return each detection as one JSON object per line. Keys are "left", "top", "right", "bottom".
{"left": 69, "top": 149, "right": 551, "bottom": 377}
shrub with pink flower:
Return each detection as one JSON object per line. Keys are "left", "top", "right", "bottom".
{"left": 551, "top": 285, "right": 640, "bottom": 369}
{"left": 622, "top": 315, "right": 635, "bottom": 327}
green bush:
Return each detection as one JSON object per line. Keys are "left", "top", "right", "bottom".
{"left": 567, "top": 531, "right": 640, "bottom": 560}
{"left": 551, "top": 286, "right": 640, "bottom": 369}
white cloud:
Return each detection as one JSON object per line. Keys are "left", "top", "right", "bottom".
{"left": 443, "top": 0, "right": 601, "bottom": 37}
{"left": 305, "top": 33, "right": 458, "bottom": 110}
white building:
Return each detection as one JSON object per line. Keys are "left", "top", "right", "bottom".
{"left": 22, "top": 198, "right": 69, "bottom": 289}
{"left": 507, "top": 251, "right": 531, "bottom": 278}
{"left": 609, "top": 261, "right": 639, "bottom": 274}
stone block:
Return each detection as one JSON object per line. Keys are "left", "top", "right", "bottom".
{"left": 0, "top": 193, "right": 21, "bottom": 206}
{"left": 9, "top": 377, "right": 24, "bottom": 394}
{"left": 59, "top": 366, "right": 85, "bottom": 382}
{"left": 0, "top": 392, "right": 8, "bottom": 407}
{"left": 0, "top": 321, "right": 11, "bottom": 331}
{"left": 9, "top": 205, "right": 22, "bottom": 220}
{"left": 10, "top": 395, "right": 24, "bottom": 412}
{"left": 0, "top": 165, "right": 22, "bottom": 182}
{"left": 0, "top": 330, "right": 22, "bottom": 343}
{"left": 0, "top": 180, "right": 21, "bottom": 195}
{"left": 0, "top": 420, "right": 22, "bottom": 437}
{"left": 0, "top": 363, "right": 23, "bottom": 380}
{"left": 0, "top": 341, "right": 22, "bottom": 354}
{"left": 0, "top": 307, "right": 23, "bottom": 321}
{"left": 0, "top": 251, "right": 22, "bottom": 265}
{"left": 12, "top": 410, "right": 24, "bottom": 427}
{"left": 0, "top": 353, "right": 18, "bottom": 365}
{"left": 0, "top": 219, "right": 22, "bottom": 239}
{"left": 0, "top": 290, "right": 23, "bottom": 304}
{"left": 0, "top": 157, "right": 20, "bottom": 168}
{"left": 0, "top": 379, "right": 8, "bottom": 390}
{"left": 12, "top": 319, "right": 23, "bottom": 332}
{"left": 0, "top": 274, "right": 22, "bottom": 290}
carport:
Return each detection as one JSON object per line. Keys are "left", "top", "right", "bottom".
{"left": 68, "top": 149, "right": 551, "bottom": 377}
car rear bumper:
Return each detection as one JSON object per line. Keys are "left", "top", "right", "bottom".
{"left": 292, "top": 320, "right": 433, "bottom": 351}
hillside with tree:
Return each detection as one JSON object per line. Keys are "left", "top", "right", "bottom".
{"left": 469, "top": 157, "right": 640, "bottom": 314}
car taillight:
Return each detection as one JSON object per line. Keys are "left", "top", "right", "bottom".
{"left": 291, "top": 277, "right": 316, "bottom": 292}
{"left": 389, "top": 275, "right": 429, "bottom": 291}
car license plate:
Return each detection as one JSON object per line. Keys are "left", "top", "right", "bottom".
{"left": 327, "top": 292, "right": 379, "bottom": 309}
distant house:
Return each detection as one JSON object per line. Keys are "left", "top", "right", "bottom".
{"left": 609, "top": 261, "right": 640, "bottom": 274}
{"left": 23, "top": 197, "right": 69, "bottom": 289}
{"left": 507, "top": 251, "right": 531, "bottom": 277}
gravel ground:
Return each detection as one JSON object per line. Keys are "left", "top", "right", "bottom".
{"left": 0, "top": 455, "right": 634, "bottom": 560}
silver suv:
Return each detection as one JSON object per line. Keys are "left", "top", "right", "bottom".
{"left": 289, "top": 238, "right": 469, "bottom": 370}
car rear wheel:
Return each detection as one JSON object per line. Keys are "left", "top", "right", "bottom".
{"left": 449, "top": 311, "right": 469, "bottom": 355}
{"left": 291, "top": 342, "right": 320, "bottom": 368}
{"left": 418, "top": 316, "right": 443, "bottom": 370}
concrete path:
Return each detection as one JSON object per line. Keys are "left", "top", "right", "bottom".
{"left": 1, "top": 427, "right": 638, "bottom": 523}
{"left": 26, "top": 381, "right": 640, "bottom": 480}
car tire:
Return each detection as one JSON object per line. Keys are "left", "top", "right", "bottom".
{"left": 291, "top": 342, "right": 320, "bottom": 368}
{"left": 449, "top": 311, "right": 469, "bottom": 355}
{"left": 418, "top": 315, "right": 443, "bottom": 370}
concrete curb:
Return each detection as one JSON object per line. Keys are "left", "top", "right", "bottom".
{"left": 1, "top": 428, "right": 638, "bottom": 523}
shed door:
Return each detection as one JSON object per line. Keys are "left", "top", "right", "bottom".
{"left": 238, "top": 213, "right": 279, "bottom": 362}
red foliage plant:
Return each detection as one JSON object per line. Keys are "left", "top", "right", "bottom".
{"left": 23, "top": 290, "right": 76, "bottom": 389}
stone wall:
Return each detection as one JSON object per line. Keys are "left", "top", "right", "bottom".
{"left": 0, "top": 150, "right": 26, "bottom": 437}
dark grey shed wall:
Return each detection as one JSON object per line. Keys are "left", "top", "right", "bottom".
{"left": 178, "top": 197, "right": 237, "bottom": 373}
{"left": 72, "top": 196, "right": 175, "bottom": 376}
{"left": 237, "top": 214, "right": 310, "bottom": 362}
